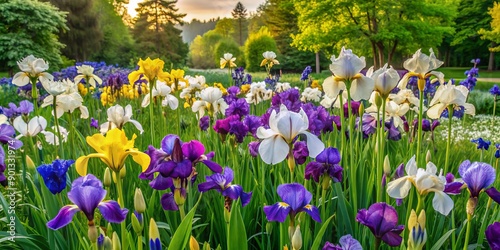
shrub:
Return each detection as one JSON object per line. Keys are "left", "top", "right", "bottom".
{"left": 244, "top": 27, "right": 278, "bottom": 72}
{"left": 214, "top": 38, "right": 245, "bottom": 68}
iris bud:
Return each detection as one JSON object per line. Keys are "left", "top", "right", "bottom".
{"left": 104, "top": 168, "right": 111, "bottom": 187}
{"left": 291, "top": 226, "right": 302, "bottom": 250}
{"left": 134, "top": 188, "right": 146, "bottom": 213}
{"left": 189, "top": 236, "right": 199, "bottom": 250}
{"left": 112, "top": 231, "right": 121, "bottom": 250}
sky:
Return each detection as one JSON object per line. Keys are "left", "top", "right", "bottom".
{"left": 127, "top": 0, "right": 266, "bottom": 22}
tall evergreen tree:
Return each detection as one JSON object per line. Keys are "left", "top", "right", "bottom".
{"left": 49, "top": 0, "right": 103, "bottom": 62}
{"left": 132, "top": 0, "right": 188, "bottom": 66}
{"left": 232, "top": 2, "right": 248, "bottom": 46}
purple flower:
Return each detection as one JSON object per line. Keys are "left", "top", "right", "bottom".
{"left": 385, "top": 119, "right": 401, "bottom": 141}
{"left": 471, "top": 138, "right": 491, "bottom": 150}
{"left": 490, "top": 85, "right": 500, "bottom": 96}
{"left": 47, "top": 174, "right": 128, "bottom": 230}
{"left": 224, "top": 86, "right": 240, "bottom": 104}
{"left": 90, "top": 118, "right": 99, "bottom": 129}
{"left": 293, "top": 141, "right": 309, "bottom": 165}
{"left": 198, "top": 167, "right": 252, "bottom": 207}
{"left": 305, "top": 147, "right": 343, "bottom": 183}
{"left": 243, "top": 115, "right": 262, "bottom": 138}
{"left": 443, "top": 173, "right": 463, "bottom": 195}
{"left": 495, "top": 143, "right": 500, "bottom": 158}
{"left": 322, "top": 234, "right": 362, "bottom": 250}
{"left": 343, "top": 101, "right": 360, "bottom": 117}
{"left": 301, "top": 66, "right": 312, "bottom": 81}
{"left": 356, "top": 202, "right": 404, "bottom": 247}
{"left": 199, "top": 116, "right": 209, "bottom": 131}
{"left": 458, "top": 160, "right": 500, "bottom": 202}
{"left": 37, "top": 159, "right": 74, "bottom": 194}
{"left": 263, "top": 183, "right": 321, "bottom": 223}
{"left": 270, "top": 88, "right": 302, "bottom": 113}
{"left": 248, "top": 141, "right": 260, "bottom": 157}
{"left": 0, "top": 124, "right": 23, "bottom": 149}
{"left": 1, "top": 101, "right": 34, "bottom": 118}
{"left": 486, "top": 222, "right": 500, "bottom": 250}
{"left": 229, "top": 120, "right": 249, "bottom": 143}
{"left": 362, "top": 114, "right": 378, "bottom": 137}
{"left": 225, "top": 98, "right": 249, "bottom": 118}
{"left": 213, "top": 115, "right": 239, "bottom": 137}
{"left": 0, "top": 147, "right": 7, "bottom": 187}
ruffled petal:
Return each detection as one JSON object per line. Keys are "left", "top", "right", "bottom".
{"left": 263, "top": 202, "right": 291, "bottom": 223}
{"left": 258, "top": 136, "right": 289, "bottom": 165}
{"left": 386, "top": 176, "right": 413, "bottom": 199}
{"left": 432, "top": 191, "right": 454, "bottom": 216}
{"left": 161, "top": 192, "right": 179, "bottom": 211}
{"left": 301, "top": 204, "right": 321, "bottom": 223}
{"left": 350, "top": 76, "right": 375, "bottom": 101}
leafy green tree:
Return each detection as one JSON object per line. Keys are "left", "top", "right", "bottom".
{"left": 478, "top": 1, "right": 500, "bottom": 70}
{"left": 133, "top": 0, "right": 188, "bottom": 66}
{"left": 292, "top": 0, "right": 456, "bottom": 68}
{"left": 0, "top": 0, "right": 67, "bottom": 74}
{"left": 189, "top": 30, "right": 223, "bottom": 68}
{"left": 49, "top": 0, "right": 103, "bottom": 62}
{"left": 248, "top": 1, "right": 269, "bottom": 35}
{"left": 232, "top": 2, "right": 248, "bottom": 46}
{"left": 214, "top": 18, "right": 235, "bottom": 37}
{"left": 244, "top": 27, "right": 278, "bottom": 72}
{"left": 214, "top": 38, "right": 245, "bottom": 68}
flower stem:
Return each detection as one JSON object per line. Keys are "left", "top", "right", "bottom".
{"left": 374, "top": 238, "right": 381, "bottom": 250}
{"left": 68, "top": 112, "right": 76, "bottom": 160}
{"left": 475, "top": 198, "right": 492, "bottom": 249}
{"left": 31, "top": 77, "right": 39, "bottom": 115}
{"left": 416, "top": 194, "right": 424, "bottom": 214}
{"left": 53, "top": 96, "right": 62, "bottom": 158}
{"left": 444, "top": 105, "right": 453, "bottom": 174}
{"left": 149, "top": 79, "right": 156, "bottom": 145}
{"left": 377, "top": 98, "right": 386, "bottom": 202}
{"left": 179, "top": 204, "right": 186, "bottom": 221}
{"left": 321, "top": 184, "right": 327, "bottom": 220}
{"left": 346, "top": 89, "right": 357, "bottom": 213}
{"left": 115, "top": 173, "right": 128, "bottom": 250}
{"left": 416, "top": 90, "right": 424, "bottom": 168}
{"left": 463, "top": 213, "right": 472, "bottom": 250}
{"left": 138, "top": 233, "right": 143, "bottom": 250}
{"left": 492, "top": 96, "right": 497, "bottom": 127}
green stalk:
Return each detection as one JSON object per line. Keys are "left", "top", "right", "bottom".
{"left": 416, "top": 194, "right": 424, "bottom": 214}
{"left": 321, "top": 184, "right": 327, "bottom": 220}
{"left": 339, "top": 93, "right": 345, "bottom": 156}
{"left": 30, "top": 77, "right": 39, "bottom": 115}
{"left": 115, "top": 173, "right": 128, "bottom": 250}
{"left": 492, "top": 96, "right": 497, "bottom": 127}
{"left": 149, "top": 79, "right": 156, "bottom": 144}
{"left": 53, "top": 96, "right": 62, "bottom": 158}
{"left": 463, "top": 213, "right": 472, "bottom": 250}
{"left": 476, "top": 198, "right": 493, "bottom": 249}
{"left": 374, "top": 238, "right": 381, "bottom": 250}
{"left": 346, "top": 88, "right": 357, "bottom": 214}
{"left": 138, "top": 233, "right": 143, "bottom": 250}
{"left": 444, "top": 105, "right": 453, "bottom": 174}
{"left": 68, "top": 112, "right": 76, "bottom": 160}
{"left": 179, "top": 204, "right": 186, "bottom": 221}
{"left": 416, "top": 89, "right": 424, "bottom": 168}
{"left": 377, "top": 98, "right": 386, "bottom": 202}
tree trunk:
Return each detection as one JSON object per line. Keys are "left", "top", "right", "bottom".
{"left": 315, "top": 52, "right": 320, "bottom": 74}
{"left": 488, "top": 42, "right": 496, "bottom": 71}
{"left": 371, "top": 41, "right": 378, "bottom": 69}
{"left": 387, "top": 40, "right": 398, "bottom": 66}
{"left": 376, "top": 42, "right": 385, "bottom": 69}
{"left": 239, "top": 18, "right": 242, "bottom": 45}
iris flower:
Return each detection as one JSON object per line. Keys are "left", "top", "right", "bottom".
{"left": 458, "top": 160, "right": 500, "bottom": 214}
{"left": 263, "top": 183, "right": 321, "bottom": 223}
{"left": 407, "top": 209, "right": 427, "bottom": 250}
{"left": 260, "top": 51, "right": 280, "bottom": 67}
{"left": 245, "top": 81, "right": 272, "bottom": 105}
{"left": 75, "top": 128, "right": 151, "bottom": 176}
{"left": 323, "top": 47, "right": 374, "bottom": 101}
{"left": 13, "top": 116, "right": 47, "bottom": 138}
{"left": 256, "top": 104, "right": 324, "bottom": 165}
{"left": 37, "top": 159, "right": 74, "bottom": 194}
{"left": 386, "top": 156, "right": 454, "bottom": 216}
{"left": 368, "top": 63, "right": 401, "bottom": 98}
{"left": 198, "top": 167, "right": 252, "bottom": 208}
{"left": 141, "top": 80, "right": 178, "bottom": 109}
{"left": 128, "top": 57, "right": 170, "bottom": 84}
{"left": 192, "top": 87, "right": 228, "bottom": 118}
{"left": 74, "top": 65, "right": 103, "bottom": 88}
{"left": 304, "top": 147, "right": 343, "bottom": 185}
{"left": 41, "top": 79, "right": 89, "bottom": 119}
{"left": 12, "top": 55, "right": 54, "bottom": 87}
{"left": 471, "top": 138, "right": 491, "bottom": 150}
{"left": 220, "top": 53, "right": 237, "bottom": 69}
{"left": 47, "top": 174, "right": 128, "bottom": 230}
{"left": 356, "top": 202, "right": 404, "bottom": 247}
{"left": 100, "top": 104, "right": 144, "bottom": 134}
{"left": 426, "top": 83, "right": 475, "bottom": 119}
{"left": 322, "top": 234, "right": 362, "bottom": 250}
{"left": 0, "top": 124, "right": 23, "bottom": 149}
{"left": 486, "top": 222, "right": 500, "bottom": 250}
{"left": 398, "top": 49, "right": 444, "bottom": 90}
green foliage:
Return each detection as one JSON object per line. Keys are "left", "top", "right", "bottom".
{"left": 181, "top": 18, "right": 218, "bottom": 44}
{"left": 244, "top": 27, "right": 278, "bottom": 72}
{"left": 232, "top": 2, "right": 248, "bottom": 46}
{"left": 189, "top": 30, "right": 223, "bottom": 69}
{"left": 0, "top": 0, "right": 68, "bottom": 71}
{"left": 468, "top": 90, "right": 499, "bottom": 115}
{"left": 214, "top": 18, "right": 235, "bottom": 38}
{"left": 479, "top": 2, "right": 500, "bottom": 52}
{"left": 49, "top": 0, "right": 102, "bottom": 62}
{"left": 214, "top": 38, "right": 245, "bottom": 68}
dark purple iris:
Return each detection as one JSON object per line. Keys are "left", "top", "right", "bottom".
{"left": 486, "top": 222, "right": 500, "bottom": 250}
{"left": 225, "top": 98, "right": 249, "bottom": 118}
{"left": 495, "top": 143, "right": 500, "bottom": 158}
{"left": 199, "top": 116, "right": 210, "bottom": 131}
{"left": 243, "top": 115, "right": 262, "bottom": 138}
{"left": 471, "top": 138, "right": 491, "bottom": 150}
{"left": 90, "top": 118, "right": 99, "bottom": 129}
{"left": 305, "top": 147, "right": 343, "bottom": 183}
{"left": 37, "top": 159, "right": 75, "bottom": 194}
{"left": 443, "top": 173, "right": 463, "bottom": 195}
{"left": 263, "top": 183, "right": 321, "bottom": 223}
{"left": 322, "top": 234, "right": 362, "bottom": 250}
{"left": 356, "top": 202, "right": 404, "bottom": 247}
{"left": 270, "top": 88, "right": 302, "bottom": 113}
{"left": 362, "top": 114, "right": 378, "bottom": 137}
{"left": 248, "top": 141, "right": 260, "bottom": 157}
{"left": 458, "top": 160, "right": 500, "bottom": 202}
{"left": 1, "top": 100, "right": 34, "bottom": 118}
{"left": 301, "top": 66, "right": 312, "bottom": 81}
{"left": 0, "top": 147, "right": 7, "bottom": 187}
{"left": 198, "top": 167, "right": 252, "bottom": 208}
{"left": 385, "top": 119, "right": 401, "bottom": 141}
{"left": 343, "top": 101, "right": 360, "bottom": 117}
{"left": 490, "top": 85, "right": 500, "bottom": 96}
{"left": 293, "top": 141, "right": 309, "bottom": 165}
{"left": 47, "top": 174, "right": 128, "bottom": 230}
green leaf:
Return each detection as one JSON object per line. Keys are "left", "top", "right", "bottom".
{"left": 311, "top": 214, "right": 335, "bottom": 250}
{"left": 167, "top": 194, "right": 203, "bottom": 250}
{"left": 228, "top": 199, "right": 248, "bottom": 250}
{"left": 430, "top": 228, "right": 456, "bottom": 250}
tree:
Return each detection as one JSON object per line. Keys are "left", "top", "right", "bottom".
{"left": 214, "top": 18, "right": 235, "bottom": 37}
{"left": 0, "top": 0, "right": 67, "bottom": 74}
{"left": 133, "top": 0, "right": 188, "bottom": 66}
{"left": 478, "top": 1, "right": 499, "bottom": 71}
{"left": 292, "top": 0, "right": 456, "bottom": 68}
{"left": 49, "top": 0, "right": 103, "bottom": 62}
{"left": 244, "top": 27, "right": 278, "bottom": 72}
{"left": 189, "top": 30, "right": 224, "bottom": 68}
{"left": 232, "top": 2, "right": 248, "bottom": 46}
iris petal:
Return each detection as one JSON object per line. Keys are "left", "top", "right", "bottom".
{"left": 98, "top": 200, "right": 128, "bottom": 223}
{"left": 47, "top": 205, "right": 80, "bottom": 230}
{"left": 263, "top": 202, "right": 291, "bottom": 223}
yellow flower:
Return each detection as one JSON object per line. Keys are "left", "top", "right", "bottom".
{"left": 241, "top": 84, "right": 251, "bottom": 94}
{"left": 311, "top": 80, "right": 322, "bottom": 91}
{"left": 213, "top": 83, "right": 227, "bottom": 95}
{"left": 407, "top": 209, "right": 427, "bottom": 250}
{"left": 128, "top": 58, "right": 171, "bottom": 84}
{"left": 75, "top": 128, "right": 150, "bottom": 176}
{"left": 220, "top": 53, "right": 237, "bottom": 69}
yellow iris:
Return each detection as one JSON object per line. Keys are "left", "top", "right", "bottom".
{"left": 75, "top": 128, "right": 151, "bottom": 176}
{"left": 128, "top": 57, "right": 171, "bottom": 84}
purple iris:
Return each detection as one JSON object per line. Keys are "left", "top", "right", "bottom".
{"left": 356, "top": 202, "right": 404, "bottom": 247}
{"left": 270, "top": 88, "right": 302, "bottom": 113}
{"left": 471, "top": 138, "right": 491, "bottom": 150}
{"left": 361, "top": 114, "right": 378, "bottom": 137}
{"left": 293, "top": 141, "right": 309, "bottom": 165}
{"left": 300, "top": 66, "right": 312, "bottom": 81}
{"left": 90, "top": 118, "right": 99, "bottom": 129}
{"left": 47, "top": 174, "right": 128, "bottom": 230}
{"left": 486, "top": 222, "right": 500, "bottom": 250}
{"left": 322, "top": 234, "right": 362, "bottom": 250}
{"left": 343, "top": 101, "right": 360, "bottom": 117}
{"left": 199, "top": 116, "right": 210, "bottom": 131}
{"left": 248, "top": 141, "right": 260, "bottom": 157}
{"left": 198, "top": 167, "right": 252, "bottom": 208}
{"left": 37, "top": 159, "right": 75, "bottom": 194}
{"left": 243, "top": 115, "right": 262, "bottom": 138}
{"left": 385, "top": 119, "right": 401, "bottom": 141}
{"left": 495, "top": 143, "right": 500, "bottom": 158}
{"left": 1, "top": 100, "right": 34, "bottom": 118}
{"left": 0, "top": 147, "right": 7, "bottom": 187}
{"left": 458, "top": 160, "right": 500, "bottom": 202}
{"left": 225, "top": 98, "right": 249, "bottom": 118}
{"left": 443, "top": 173, "right": 463, "bottom": 195}
{"left": 305, "top": 147, "right": 343, "bottom": 183}
{"left": 0, "top": 124, "right": 23, "bottom": 149}
{"left": 263, "top": 183, "right": 321, "bottom": 223}
{"left": 490, "top": 85, "right": 500, "bottom": 96}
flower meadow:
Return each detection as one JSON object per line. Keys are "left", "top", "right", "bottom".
{"left": 1, "top": 50, "right": 500, "bottom": 250}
